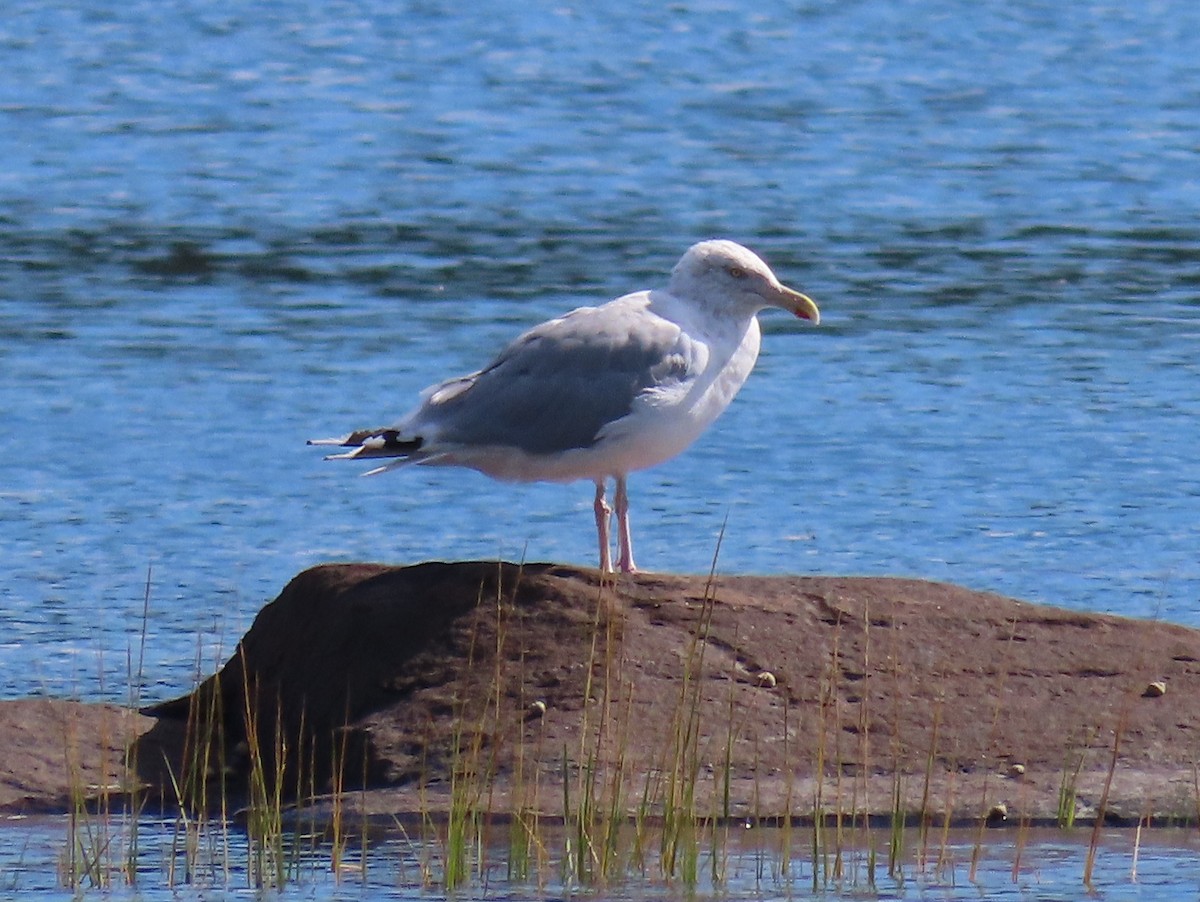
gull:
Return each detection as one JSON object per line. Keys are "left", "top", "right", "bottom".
{"left": 310, "top": 239, "right": 819, "bottom": 573}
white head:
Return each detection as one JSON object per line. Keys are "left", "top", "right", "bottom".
{"left": 667, "top": 239, "right": 820, "bottom": 324}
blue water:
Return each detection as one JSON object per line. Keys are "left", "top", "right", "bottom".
{"left": 2, "top": 0, "right": 1199, "bottom": 704}
{"left": 2, "top": 819, "right": 1200, "bottom": 900}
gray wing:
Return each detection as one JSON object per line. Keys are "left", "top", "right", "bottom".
{"left": 410, "top": 298, "right": 690, "bottom": 455}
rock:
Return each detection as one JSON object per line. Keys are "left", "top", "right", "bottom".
{"left": 7, "top": 561, "right": 1200, "bottom": 822}
{"left": 0, "top": 700, "right": 156, "bottom": 814}
{"left": 1143, "top": 680, "right": 1167, "bottom": 698}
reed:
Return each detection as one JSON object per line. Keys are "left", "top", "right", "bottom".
{"left": 777, "top": 690, "right": 793, "bottom": 884}
{"left": 916, "top": 684, "right": 943, "bottom": 872}
{"left": 1084, "top": 703, "right": 1131, "bottom": 886}
{"left": 1010, "top": 767, "right": 1031, "bottom": 882}
{"left": 328, "top": 709, "right": 351, "bottom": 879}
{"left": 440, "top": 576, "right": 492, "bottom": 890}
{"left": 660, "top": 542, "right": 726, "bottom": 885}
{"left": 60, "top": 734, "right": 105, "bottom": 888}
{"left": 238, "top": 667, "right": 287, "bottom": 887}
{"left": 858, "top": 597, "right": 878, "bottom": 891}
{"left": 1057, "top": 726, "right": 1097, "bottom": 830}
{"left": 810, "top": 638, "right": 833, "bottom": 891}
{"left": 886, "top": 626, "right": 905, "bottom": 882}
{"left": 968, "top": 615, "right": 1020, "bottom": 884}
{"left": 563, "top": 571, "right": 610, "bottom": 884}
{"left": 710, "top": 681, "right": 736, "bottom": 888}
{"left": 935, "top": 758, "right": 958, "bottom": 877}
{"left": 165, "top": 643, "right": 232, "bottom": 886}
{"left": 506, "top": 627, "right": 542, "bottom": 884}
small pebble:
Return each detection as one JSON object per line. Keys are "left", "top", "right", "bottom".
{"left": 1143, "top": 681, "right": 1167, "bottom": 698}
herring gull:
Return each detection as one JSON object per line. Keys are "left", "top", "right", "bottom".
{"left": 309, "top": 239, "right": 820, "bottom": 573}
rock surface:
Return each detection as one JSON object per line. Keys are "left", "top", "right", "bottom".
{"left": 0, "top": 700, "right": 154, "bottom": 814}
{"left": 4, "top": 562, "right": 1200, "bottom": 824}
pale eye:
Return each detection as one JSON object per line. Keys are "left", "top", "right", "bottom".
{"left": 727, "top": 266, "right": 746, "bottom": 279}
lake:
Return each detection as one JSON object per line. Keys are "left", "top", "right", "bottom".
{"left": 4, "top": 0, "right": 1200, "bottom": 897}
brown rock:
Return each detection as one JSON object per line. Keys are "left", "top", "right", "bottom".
{"left": 0, "top": 700, "right": 155, "bottom": 813}
{"left": 7, "top": 562, "right": 1200, "bottom": 823}
{"left": 143, "top": 563, "right": 1200, "bottom": 823}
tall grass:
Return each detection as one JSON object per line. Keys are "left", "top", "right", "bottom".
{"left": 58, "top": 568, "right": 156, "bottom": 889}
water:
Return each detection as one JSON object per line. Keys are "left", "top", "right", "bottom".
{"left": 1, "top": 0, "right": 1199, "bottom": 711}
{"left": 3, "top": 819, "right": 1200, "bottom": 900}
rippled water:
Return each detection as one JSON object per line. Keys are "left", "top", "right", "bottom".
{"left": 2, "top": 820, "right": 1199, "bottom": 900}
{"left": 2, "top": 0, "right": 1199, "bottom": 707}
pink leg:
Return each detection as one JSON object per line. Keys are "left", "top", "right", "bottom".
{"left": 615, "top": 475, "right": 637, "bottom": 573}
{"left": 593, "top": 480, "right": 613, "bottom": 573}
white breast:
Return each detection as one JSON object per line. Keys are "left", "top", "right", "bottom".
{"left": 585, "top": 315, "right": 762, "bottom": 477}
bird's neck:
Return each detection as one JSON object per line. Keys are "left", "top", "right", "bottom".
{"left": 650, "top": 289, "right": 758, "bottom": 340}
